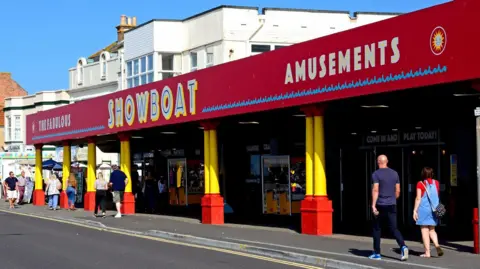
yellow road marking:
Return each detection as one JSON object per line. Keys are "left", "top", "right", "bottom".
{"left": 0, "top": 210, "right": 323, "bottom": 269}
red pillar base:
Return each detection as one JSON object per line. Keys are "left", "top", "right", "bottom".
{"left": 201, "top": 194, "right": 224, "bottom": 224}
{"left": 32, "top": 190, "right": 45, "bottom": 206}
{"left": 59, "top": 191, "right": 69, "bottom": 209}
{"left": 84, "top": 191, "right": 96, "bottom": 211}
{"left": 121, "top": 192, "right": 135, "bottom": 215}
{"left": 301, "top": 196, "right": 333, "bottom": 235}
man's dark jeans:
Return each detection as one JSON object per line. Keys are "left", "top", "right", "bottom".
{"left": 373, "top": 204, "right": 406, "bottom": 254}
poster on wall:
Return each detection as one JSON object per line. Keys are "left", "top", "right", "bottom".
{"left": 261, "top": 155, "right": 291, "bottom": 215}
{"left": 186, "top": 160, "right": 204, "bottom": 195}
{"left": 450, "top": 154, "right": 458, "bottom": 187}
{"left": 167, "top": 158, "right": 188, "bottom": 206}
{"left": 290, "top": 157, "right": 306, "bottom": 202}
{"left": 75, "top": 172, "right": 84, "bottom": 203}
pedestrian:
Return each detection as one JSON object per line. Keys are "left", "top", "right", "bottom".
{"left": 66, "top": 174, "right": 78, "bottom": 210}
{"left": 369, "top": 155, "right": 409, "bottom": 261}
{"left": 4, "top": 171, "right": 18, "bottom": 209}
{"left": 413, "top": 167, "right": 444, "bottom": 258}
{"left": 17, "top": 171, "right": 27, "bottom": 205}
{"left": 144, "top": 172, "right": 157, "bottom": 213}
{"left": 94, "top": 172, "right": 108, "bottom": 218}
{"left": 108, "top": 164, "right": 128, "bottom": 218}
{"left": 45, "top": 174, "right": 61, "bottom": 210}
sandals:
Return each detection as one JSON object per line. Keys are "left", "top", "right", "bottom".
{"left": 436, "top": 247, "right": 444, "bottom": 257}
{"left": 420, "top": 247, "right": 444, "bottom": 258}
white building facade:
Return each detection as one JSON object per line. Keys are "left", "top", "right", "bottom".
{"left": 4, "top": 90, "right": 70, "bottom": 152}
{"left": 123, "top": 5, "right": 399, "bottom": 88}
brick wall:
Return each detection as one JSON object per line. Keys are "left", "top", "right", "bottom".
{"left": 0, "top": 72, "right": 28, "bottom": 126}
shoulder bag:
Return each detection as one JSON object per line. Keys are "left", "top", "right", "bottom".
{"left": 420, "top": 180, "right": 446, "bottom": 218}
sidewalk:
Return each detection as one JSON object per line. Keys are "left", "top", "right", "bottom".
{"left": 3, "top": 204, "right": 478, "bottom": 269}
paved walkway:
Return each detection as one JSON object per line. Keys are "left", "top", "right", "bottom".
{"left": 3, "top": 204, "right": 478, "bottom": 269}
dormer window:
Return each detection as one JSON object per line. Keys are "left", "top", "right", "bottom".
{"left": 100, "top": 51, "right": 110, "bottom": 80}
{"left": 77, "top": 58, "right": 87, "bottom": 85}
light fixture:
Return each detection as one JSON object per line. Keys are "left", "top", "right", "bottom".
{"left": 131, "top": 136, "right": 143, "bottom": 139}
{"left": 415, "top": 126, "right": 422, "bottom": 129}
{"left": 453, "top": 93, "right": 480, "bottom": 97}
{"left": 371, "top": 130, "right": 377, "bottom": 133}
{"left": 292, "top": 114, "right": 305, "bottom": 117}
{"left": 392, "top": 129, "right": 398, "bottom": 131}
{"left": 351, "top": 132, "right": 357, "bottom": 135}
{"left": 161, "top": 131, "right": 176, "bottom": 135}
{"left": 360, "top": 105, "right": 389, "bottom": 108}
{"left": 198, "top": 127, "right": 205, "bottom": 130}
{"left": 238, "top": 121, "right": 259, "bottom": 125}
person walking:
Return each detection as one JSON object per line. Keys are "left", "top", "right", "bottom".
{"left": 66, "top": 174, "right": 77, "bottom": 210}
{"left": 17, "top": 171, "right": 27, "bottom": 205}
{"left": 4, "top": 171, "right": 18, "bottom": 209}
{"left": 94, "top": 172, "right": 108, "bottom": 218}
{"left": 108, "top": 164, "right": 128, "bottom": 218}
{"left": 45, "top": 174, "right": 61, "bottom": 210}
{"left": 413, "top": 167, "right": 444, "bottom": 258}
{"left": 369, "top": 154, "right": 409, "bottom": 261}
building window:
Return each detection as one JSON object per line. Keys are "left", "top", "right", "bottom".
{"left": 274, "top": 45, "right": 287, "bottom": 50}
{"left": 14, "top": 115, "right": 20, "bottom": 141}
{"left": 77, "top": 58, "right": 86, "bottom": 85}
{"left": 206, "top": 47, "right": 214, "bottom": 67}
{"left": 126, "top": 54, "right": 154, "bottom": 88}
{"left": 251, "top": 44, "right": 271, "bottom": 56}
{"left": 100, "top": 51, "right": 109, "bottom": 79}
{"left": 190, "top": 52, "right": 198, "bottom": 71}
{"left": 159, "top": 53, "right": 180, "bottom": 80}
{"left": 6, "top": 116, "right": 11, "bottom": 141}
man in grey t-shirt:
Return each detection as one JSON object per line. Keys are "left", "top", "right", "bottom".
{"left": 369, "top": 155, "right": 408, "bottom": 261}
{"left": 17, "top": 171, "right": 26, "bottom": 205}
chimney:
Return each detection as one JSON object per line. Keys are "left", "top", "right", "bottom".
{"left": 116, "top": 15, "right": 137, "bottom": 42}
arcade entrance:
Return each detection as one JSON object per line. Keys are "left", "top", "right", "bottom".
{"left": 340, "top": 136, "right": 446, "bottom": 235}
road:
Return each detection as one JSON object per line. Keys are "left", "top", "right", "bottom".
{"left": 0, "top": 212, "right": 312, "bottom": 269}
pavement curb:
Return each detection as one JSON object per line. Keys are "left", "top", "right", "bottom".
{"left": 2, "top": 209, "right": 379, "bottom": 269}
{"left": 144, "top": 230, "right": 379, "bottom": 269}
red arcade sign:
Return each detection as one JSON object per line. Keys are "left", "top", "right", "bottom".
{"left": 26, "top": 0, "right": 480, "bottom": 145}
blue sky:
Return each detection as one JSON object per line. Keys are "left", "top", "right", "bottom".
{"left": 0, "top": 0, "right": 448, "bottom": 94}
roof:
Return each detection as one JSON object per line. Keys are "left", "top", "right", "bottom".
{"left": 88, "top": 40, "right": 124, "bottom": 61}
{"left": 130, "top": 5, "right": 402, "bottom": 33}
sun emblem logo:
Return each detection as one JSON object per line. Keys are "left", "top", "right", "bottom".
{"left": 430, "top": 26, "right": 447, "bottom": 55}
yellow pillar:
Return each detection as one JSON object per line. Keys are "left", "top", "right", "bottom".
{"left": 121, "top": 139, "right": 132, "bottom": 193}
{"left": 33, "top": 145, "right": 45, "bottom": 206}
{"left": 209, "top": 129, "right": 220, "bottom": 194}
{"left": 203, "top": 129, "right": 210, "bottom": 194}
{"left": 305, "top": 116, "right": 314, "bottom": 196}
{"left": 34, "top": 146, "right": 43, "bottom": 191}
{"left": 313, "top": 115, "right": 327, "bottom": 196}
{"left": 62, "top": 144, "right": 71, "bottom": 190}
{"left": 87, "top": 141, "right": 96, "bottom": 192}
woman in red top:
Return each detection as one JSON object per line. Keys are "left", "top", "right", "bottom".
{"left": 413, "top": 167, "right": 444, "bottom": 258}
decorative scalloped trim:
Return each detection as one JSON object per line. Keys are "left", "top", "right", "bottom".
{"left": 32, "top": 125, "right": 106, "bottom": 141}
{"left": 201, "top": 65, "right": 448, "bottom": 113}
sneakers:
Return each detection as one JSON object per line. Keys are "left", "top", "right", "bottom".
{"left": 368, "top": 253, "right": 382, "bottom": 260}
{"left": 102, "top": 212, "right": 106, "bottom": 218}
{"left": 401, "top": 246, "right": 409, "bottom": 261}
{"left": 114, "top": 213, "right": 122, "bottom": 218}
